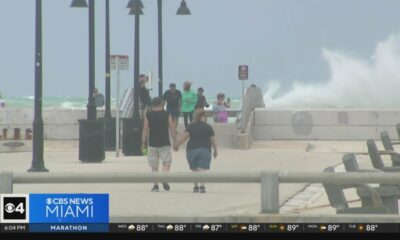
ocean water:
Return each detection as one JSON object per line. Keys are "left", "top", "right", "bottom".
{"left": 2, "top": 96, "right": 242, "bottom": 110}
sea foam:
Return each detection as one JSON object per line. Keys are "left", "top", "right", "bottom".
{"left": 264, "top": 35, "right": 400, "bottom": 109}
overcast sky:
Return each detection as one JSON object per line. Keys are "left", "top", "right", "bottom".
{"left": 1, "top": 0, "right": 400, "bottom": 98}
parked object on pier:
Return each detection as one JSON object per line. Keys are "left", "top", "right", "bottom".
{"left": 322, "top": 166, "right": 389, "bottom": 214}
{"left": 367, "top": 139, "right": 400, "bottom": 171}
{"left": 342, "top": 153, "right": 400, "bottom": 214}
{"left": 380, "top": 131, "right": 400, "bottom": 166}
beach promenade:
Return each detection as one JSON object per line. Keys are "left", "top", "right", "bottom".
{"left": 1, "top": 138, "right": 385, "bottom": 221}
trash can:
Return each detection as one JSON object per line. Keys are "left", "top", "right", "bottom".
{"left": 122, "top": 117, "right": 142, "bottom": 156}
{"left": 78, "top": 119, "right": 105, "bottom": 163}
{"left": 104, "top": 117, "right": 116, "bottom": 151}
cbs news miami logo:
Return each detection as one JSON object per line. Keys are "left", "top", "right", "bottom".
{"left": 1, "top": 194, "right": 109, "bottom": 224}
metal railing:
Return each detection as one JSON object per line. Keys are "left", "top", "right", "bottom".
{"left": 1, "top": 171, "right": 400, "bottom": 214}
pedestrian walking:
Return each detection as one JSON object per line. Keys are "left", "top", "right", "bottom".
{"left": 195, "top": 87, "right": 210, "bottom": 110}
{"left": 142, "top": 97, "right": 177, "bottom": 192}
{"left": 181, "top": 81, "right": 198, "bottom": 129}
{"left": 174, "top": 109, "right": 218, "bottom": 193}
{"left": 163, "top": 83, "right": 182, "bottom": 128}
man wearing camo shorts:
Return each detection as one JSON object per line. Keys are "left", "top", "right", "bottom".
{"left": 142, "top": 97, "right": 177, "bottom": 192}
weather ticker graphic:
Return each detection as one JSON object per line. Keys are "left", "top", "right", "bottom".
{"left": 0, "top": 194, "right": 398, "bottom": 234}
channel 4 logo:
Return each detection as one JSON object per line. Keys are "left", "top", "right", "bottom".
{"left": 1, "top": 194, "right": 30, "bottom": 223}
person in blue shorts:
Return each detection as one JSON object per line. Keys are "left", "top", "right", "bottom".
{"left": 173, "top": 109, "right": 218, "bottom": 193}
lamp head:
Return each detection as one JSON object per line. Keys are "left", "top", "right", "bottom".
{"left": 128, "top": 0, "right": 144, "bottom": 15}
{"left": 177, "top": 0, "right": 191, "bottom": 15}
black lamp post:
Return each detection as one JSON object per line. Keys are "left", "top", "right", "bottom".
{"left": 104, "top": 0, "right": 111, "bottom": 120}
{"left": 130, "top": 1, "right": 142, "bottom": 120}
{"left": 157, "top": 0, "right": 191, "bottom": 98}
{"left": 157, "top": 0, "right": 163, "bottom": 98}
{"left": 28, "top": 0, "right": 48, "bottom": 172}
{"left": 121, "top": 0, "right": 189, "bottom": 155}
{"left": 71, "top": 0, "right": 105, "bottom": 162}
{"left": 104, "top": 0, "right": 117, "bottom": 151}
{"left": 122, "top": 0, "right": 143, "bottom": 156}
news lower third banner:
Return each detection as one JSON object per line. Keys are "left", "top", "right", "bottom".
{"left": 0, "top": 194, "right": 109, "bottom": 233}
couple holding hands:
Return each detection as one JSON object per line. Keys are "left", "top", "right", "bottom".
{"left": 142, "top": 97, "right": 218, "bottom": 193}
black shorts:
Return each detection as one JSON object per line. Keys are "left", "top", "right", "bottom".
{"left": 167, "top": 109, "right": 180, "bottom": 119}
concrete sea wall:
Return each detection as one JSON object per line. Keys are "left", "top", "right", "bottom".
{"left": 0, "top": 108, "right": 110, "bottom": 140}
{"left": 2, "top": 108, "right": 400, "bottom": 142}
{"left": 254, "top": 109, "right": 400, "bottom": 140}
{"left": 0, "top": 109, "right": 235, "bottom": 149}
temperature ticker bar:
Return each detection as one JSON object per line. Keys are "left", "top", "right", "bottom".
{"left": 1, "top": 223, "right": 398, "bottom": 233}
{"left": 107, "top": 223, "right": 400, "bottom": 234}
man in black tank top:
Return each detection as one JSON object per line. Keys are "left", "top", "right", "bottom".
{"left": 142, "top": 97, "right": 177, "bottom": 192}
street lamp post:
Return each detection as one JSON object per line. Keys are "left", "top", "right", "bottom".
{"left": 28, "top": 0, "right": 48, "bottom": 172}
{"left": 71, "top": 0, "right": 106, "bottom": 163}
{"left": 105, "top": 0, "right": 111, "bottom": 120}
{"left": 87, "top": 0, "right": 97, "bottom": 120}
{"left": 157, "top": 0, "right": 191, "bottom": 98}
{"left": 122, "top": 0, "right": 189, "bottom": 155}
{"left": 104, "top": 0, "right": 117, "bottom": 151}
{"left": 132, "top": 4, "right": 141, "bottom": 121}
{"left": 157, "top": 0, "right": 163, "bottom": 98}
{"left": 122, "top": 0, "right": 143, "bottom": 156}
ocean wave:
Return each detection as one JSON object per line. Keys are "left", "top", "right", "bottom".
{"left": 61, "top": 101, "right": 85, "bottom": 108}
{"left": 264, "top": 34, "right": 400, "bottom": 109}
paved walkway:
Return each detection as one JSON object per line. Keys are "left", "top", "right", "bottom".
{"left": 1, "top": 139, "right": 384, "bottom": 219}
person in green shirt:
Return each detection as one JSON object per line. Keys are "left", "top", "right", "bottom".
{"left": 181, "top": 81, "right": 198, "bottom": 129}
